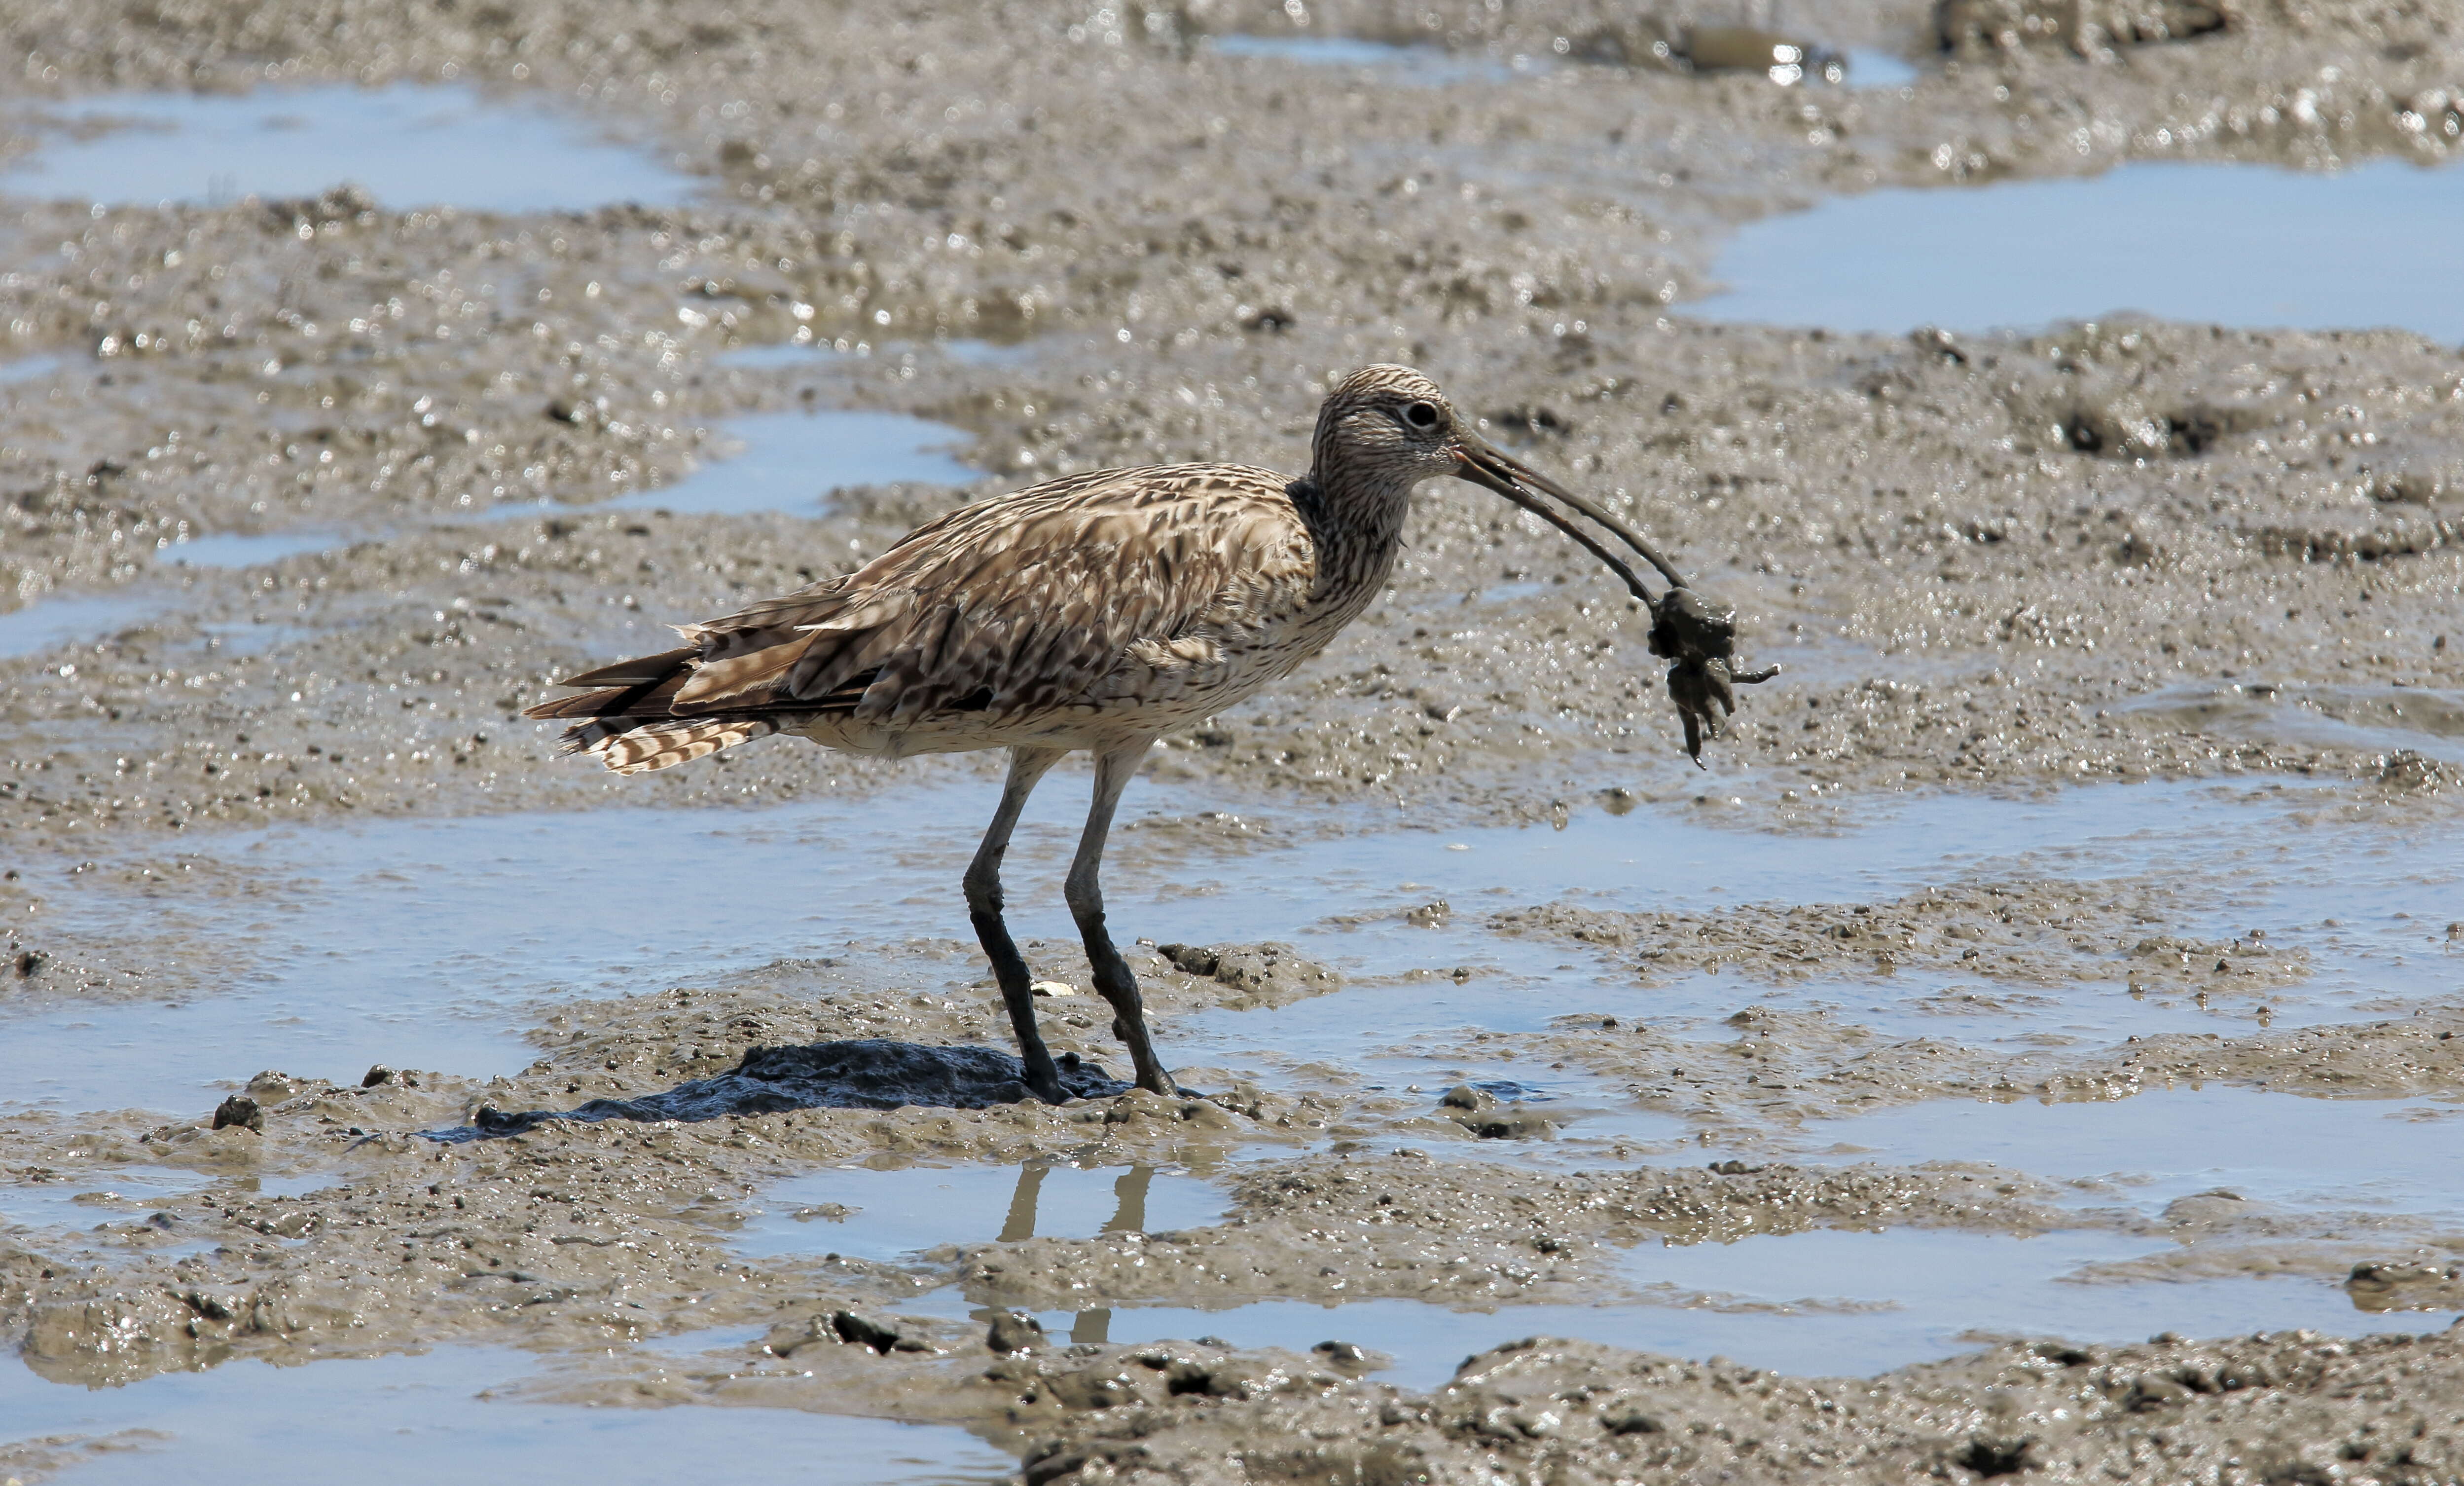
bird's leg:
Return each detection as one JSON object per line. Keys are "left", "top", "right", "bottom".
{"left": 1065, "top": 739, "right": 1176, "bottom": 1096}
{"left": 965, "top": 746, "right": 1069, "bottom": 1103}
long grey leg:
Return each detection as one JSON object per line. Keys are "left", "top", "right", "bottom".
{"left": 1065, "top": 738, "right": 1175, "bottom": 1095}
{"left": 965, "top": 746, "right": 1068, "bottom": 1103}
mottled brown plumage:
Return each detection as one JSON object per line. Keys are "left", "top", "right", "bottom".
{"left": 529, "top": 365, "right": 1768, "bottom": 1101}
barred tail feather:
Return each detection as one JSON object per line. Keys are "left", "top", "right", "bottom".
{"left": 562, "top": 716, "right": 780, "bottom": 775}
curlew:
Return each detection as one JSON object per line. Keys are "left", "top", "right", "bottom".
{"left": 527, "top": 365, "right": 1770, "bottom": 1103}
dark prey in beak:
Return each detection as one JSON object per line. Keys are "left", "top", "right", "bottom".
{"left": 1452, "top": 427, "right": 1779, "bottom": 766}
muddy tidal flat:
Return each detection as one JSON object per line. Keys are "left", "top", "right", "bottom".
{"left": 4, "top": 0, "right": 2464, "bottom": 1481}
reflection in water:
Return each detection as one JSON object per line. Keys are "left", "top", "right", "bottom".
{"left": 998, "top": 1162, "right": 1046, "bottom": 1244}
{"left": 987, "top": 1161, "right": 1159, "bottom": 1345}
{"left": 1103, "top": 1165, "right": 1153, "bottom": 1233}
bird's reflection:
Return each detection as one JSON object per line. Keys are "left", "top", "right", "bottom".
{"left": 985, "top": 1160, "right": 1157, "bottom": 1344}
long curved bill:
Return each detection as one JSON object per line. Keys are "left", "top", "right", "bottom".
{"left": 1449, "top": 425, "right": 1779, "bottom": 765}
{"left": 1452, "top": 431, "right": 1687, "bottom": 602}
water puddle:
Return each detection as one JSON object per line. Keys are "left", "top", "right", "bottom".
{"left": 156, "top": 531, "right": 342, "bottom": 569}
{"left": 0, "top": 1170, "right": 211, "bottom": 1240}
{"left": 1694, "top": 159, "right": 2464, "bottom": 339}
{"left": 1, "top": 776, "right": 2450, "bottom": 1113}
{"left": 485, "top": 402, "right": 977, "bottom": 525}
{"left": 1203, "top": 34, "right": 1540, "bottom": 86}
{"left": 2121, "top": 683, "right": 2464, "bottom": 767}
{"left": 924, "top": 1226, "right": 2448, "bottom": 1384}
{"left": 1200, "top": 34, "right": 1913, "bottom": 89}
{"left": 736, "top": 1160, "right": 1227, "bottom": 1261}
{"left": 0, "top": 83, "right": 700, "bottom": 212}
{"left": 4, "top": 399, "right": 972, "bottom": 663}
{"left": 0, "top": 352, "right": 71, "bottom": 387}
{"left": 1795, "top": 1087, "right": 2464, "bottom": 1220}
{"left": 1170, "top": 972, "right": 1696, "bottom": 1141}
{"left": 0, "top": 593, "right": 166, "bottom": 661}
{"left": 0, "top": 1346, "right": 1009, "bottom": 1486}
{"left": 591, "top": 409, "right": 978, "bottom": 517}
{"left": 1843, "top": 50, "right": 1920, "bottom": 89}
{"left": 716, "top": 338, "right": 1034, "bottom": 372}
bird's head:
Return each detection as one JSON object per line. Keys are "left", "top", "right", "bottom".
{"left": 1309, "top": 364, "right": 1683, "bottom": 591}
{"left": 1310, "top": 363, "right": 1779, "bottom": 764}
{"left": 1309, "top": 364, "right": 1467, "bottom": 492}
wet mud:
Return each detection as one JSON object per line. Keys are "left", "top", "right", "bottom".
{"left": 4, "top": 0, "right": 2464, "bottom": 1480}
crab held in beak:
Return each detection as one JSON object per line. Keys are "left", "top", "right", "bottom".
{"left": 1449, "top": 424, "right": 1779, "bottom": 766}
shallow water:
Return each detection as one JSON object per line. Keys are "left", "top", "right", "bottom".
{"left": 1695, "top": 159, "right": 2464, "bottom": 339}
{"left": 736, "top": 1160, "right": 1228, "bottom": 1261}
{"left": 2121, "top": 683, "right": 2464, "bottom": 768}
{"left": 0, "top": 1346, "right": 1010, "bottom": 1486}
{"left": 0, "top": 83, "right": 700, "bottom": 211}
{"left": 1842, "top": 50, "right": 1921, "bottom": 89}
{"left": 596, "top": 409, "right": 978, "bottom": 516}
{"left": 1796, "top": 1087, "right": 2464, "bottom": 1219}
{"left": 716, "top": 338, "right": 1033, "bottom": 372}
{"left": 486, "top": 407, "right": 977, "bottom": 525}
{"left": 0, "top": 593, "right": 166, "bottom": 661}
{"left": 12, "top": 769, "right": 2450, "bottom": 1422}
{"left": 2, "top": 397, "right": 972, "bottom": 663}
{"left": 0, "top": 1169, "right": 211, "bottom": 1241}
{"left": 156, "top": 531, "right": 342, "bottom": 569}
{"left": 0, "top": 352, "right": 68, "bottom": 386}
{"left": 1202, "top": 34, "right": 1538, "bottom": 86}
{"left": 1201, "top": 34, "right": 1915, "bottom": 90}
{"left": 919, "top": 1226, "right": 2449, "bottom": 1384}
{"left": 1, "top": 775, "right": 2448, "bottom": 1112}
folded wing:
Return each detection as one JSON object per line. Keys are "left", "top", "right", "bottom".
{"left": 524, "top": 464, "right": 1308, "bottom": 768}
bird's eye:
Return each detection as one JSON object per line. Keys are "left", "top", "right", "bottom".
{"left": 1402, "top": 401, "right": 1440, "bottom": 429}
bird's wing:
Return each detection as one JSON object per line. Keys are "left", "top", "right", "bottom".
{"left": 654, "top": 463, "right": 1310, "bottom": 725}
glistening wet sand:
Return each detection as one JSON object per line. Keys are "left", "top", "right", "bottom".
{"left": 4, "top": 0, "right": 2464, "bottom": 1479}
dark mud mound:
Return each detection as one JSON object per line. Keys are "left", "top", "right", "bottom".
{"left": 435, "top": 1039, "right": 1129, "bottom": 1140}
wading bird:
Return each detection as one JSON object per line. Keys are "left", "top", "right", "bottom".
{"left": 528, "top": 365, "right": 1768, "bottom": 1103}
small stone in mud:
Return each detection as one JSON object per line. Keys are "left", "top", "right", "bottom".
{"left": 2127, "top": 1374, "right": 2196, "bottom": 1411}
{"left": 14, "top": 948, "right": 47, "bottom": 977}
{"left": 1438, "top": 1087, "right": 1553, "bottom": 1139}
{"left": 2345, "top": 1259, "right": 2464, "bottom": 1312}
{"left": 246, "top": 1072, "right": 306, "bottom": 1102}
{"left": 1158, "top": 943, "right": 1220, "bottom": 977}
{"left": 1310, "top": 1340, "right": 1371, "bottom": 1373}
{"left": 987, "top": 1310, "right": 1046, "bottom": 1354}
{"left": 210, "top": 1095, "right": 263, "bottom": 1133}
{"left": 361, "top": 1065, "right": 395, "bottom": 1086}
{"left": 1047, "top": 1365, "right": 1144, "bottom": 1409}
{"left": 1029, "top": 980, "right": 1077, "bottom": 998}
{"left": 831, "top": 1309, "right": 932, "bottom": 1354}
{"left": 1158, "top": 942, "right": 1341, "bottom": 1003}
{"left": 1601, "top": 1406, "right": 1663, "bottom": 1435}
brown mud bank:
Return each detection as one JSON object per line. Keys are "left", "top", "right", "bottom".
{"left": 3, "top": 0, "right": 2464, "bottom": 1477}
{"left": 1018, "top": 1328, "right": 2464, "bottom": 1485}
{"left": 3, "top": 940, "right": 2457, "bottom": 1362}
{"left": 2, "top": 2, "right": 2463, "bottom": 843}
